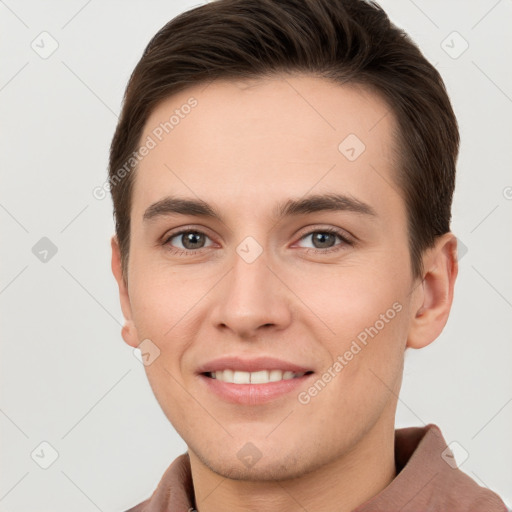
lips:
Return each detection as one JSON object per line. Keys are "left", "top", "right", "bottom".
{"left": 207, "top": 369, "right": 311, "bottom": 384}
{"left": 195, "top": 356, "right": 315, "bottom": 405}
{"left": 196, "top": 355, "right": 314, "bottom": 374}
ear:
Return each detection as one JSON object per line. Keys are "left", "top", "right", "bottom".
{"left": 406, "top": 232, "right": 458, "bottom": 349}
{"left": 111, "top": 235, "right": 140, "bottom": 348}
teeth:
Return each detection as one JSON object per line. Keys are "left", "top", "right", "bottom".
{"left": 233, "top": 370, "right": 250, "bottom": 384}
{"left": 269, "top": 369, "right": 284, "bottom": 382}
{"left": 250, "top": 370, "right": 269, "bottom": 384}
{"left": 210, "top": 369, "right": 306, "bottom": 384}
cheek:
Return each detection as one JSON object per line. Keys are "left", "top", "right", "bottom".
{"left": 128, "top": 261, "right": 200, "bottom": 335}
{"left": 301, "top": 307, "right": 407, "bottom": 441}
{"left": 289, "top": 255, "right": 406, "bottom": 335}
{"left": 143, "top": 359, "right": 205, "bottom": 441}
{"left": 291, "top": 260, "right": 408, "bottom": 396}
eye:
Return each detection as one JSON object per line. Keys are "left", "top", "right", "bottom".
{"left": 295, "top": 228, "right": 353, "bottom": 253}
{"left": 162, "top": 226, "right": 354, "bottom": 257}
{"left": 163, "top": 229, "right": 214, "bottom": 254}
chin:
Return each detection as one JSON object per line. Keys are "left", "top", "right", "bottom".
{"left": 197, "top": 447, "right": 318, "bottom": 482}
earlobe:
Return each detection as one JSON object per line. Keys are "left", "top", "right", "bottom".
{"left": 121, "top": 321, "right": 140, "bottom": 349}
{"left": 406, "top": 233, "right": 458, "bottom": 349}
{"left": 111, "top": 235, "right": 140, "bottom": 348}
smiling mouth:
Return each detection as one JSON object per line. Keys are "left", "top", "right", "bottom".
{"left": 203, "top": 369, "right": 314, "bottom": 384}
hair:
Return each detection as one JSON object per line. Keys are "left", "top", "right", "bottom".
{"left": 108, "top": 0, "right": 459, "bottom": 283}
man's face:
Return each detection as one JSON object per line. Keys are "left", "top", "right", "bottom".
{"left": 117, "top": 74, "right": 420, "bottom": 479}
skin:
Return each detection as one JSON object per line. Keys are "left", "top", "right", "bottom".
{"left": 111, "top": 74, "right": 458, "bottom": 512}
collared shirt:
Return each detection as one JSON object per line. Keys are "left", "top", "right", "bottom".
{"left": 124, "top": 423, "right": 508, "bottom": 511}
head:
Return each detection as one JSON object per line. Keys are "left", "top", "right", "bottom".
{"left": 110, "top": 0, "right": 459, "bottom": 481}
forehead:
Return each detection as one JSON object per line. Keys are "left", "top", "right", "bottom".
{"left": 132, "top": 74, "right": 402, "bottom": 223}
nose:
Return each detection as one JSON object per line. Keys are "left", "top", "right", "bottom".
{"left": 209, "top": 245, "right": 293, "bottom": 339}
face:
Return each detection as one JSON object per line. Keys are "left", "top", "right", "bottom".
{"left": 114, "top": 74, "right": 426, "bottom": 480}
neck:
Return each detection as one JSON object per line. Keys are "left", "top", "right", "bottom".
{"left": 188, "top": 418, "right": 396, "bottom": 512}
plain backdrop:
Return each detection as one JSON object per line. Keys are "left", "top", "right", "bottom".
{"left": 1, "top": 0, "right": 511, "bottom": 510}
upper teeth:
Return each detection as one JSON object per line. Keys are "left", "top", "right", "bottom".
{"left": 210, "top": 369, "right": 306, "bottom": 384}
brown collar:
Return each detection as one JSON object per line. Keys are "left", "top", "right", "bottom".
{"left": 126, "top": 423, "right": 507, "bottom": 512}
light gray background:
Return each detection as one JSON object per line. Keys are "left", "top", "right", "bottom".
{"left": 1, "top": 0, "right": 511, "bottom": 510}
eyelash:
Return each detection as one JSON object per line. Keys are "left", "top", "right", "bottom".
{"left": 162, "top": 226, "right": 354, "bottom": 257}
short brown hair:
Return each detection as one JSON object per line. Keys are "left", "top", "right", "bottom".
{"left": 108, "top": 0, "right": 459, "bottom": 282}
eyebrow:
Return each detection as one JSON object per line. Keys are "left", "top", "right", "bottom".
{"left": 142, "top": 193, "right": 377, "bottom": 224}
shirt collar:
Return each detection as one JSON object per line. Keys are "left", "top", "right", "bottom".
{"left": 129, "top": 423, "right": 506, "bottom": 511}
